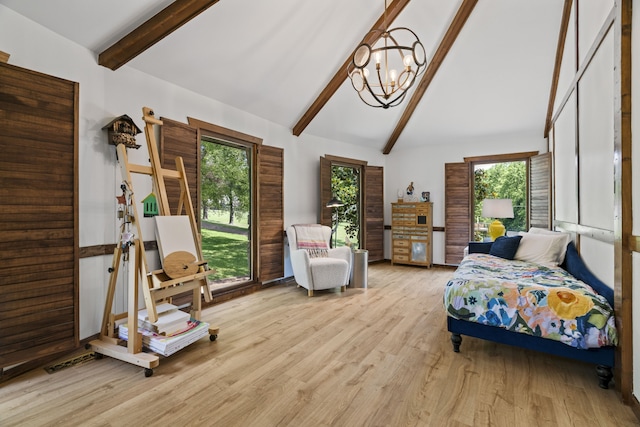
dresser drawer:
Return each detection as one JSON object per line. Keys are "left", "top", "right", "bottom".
{"left": 394, "top": 247, "right": 409, "bottom": 255}
{"left": 394, "top": 240, "right": 409, "bottom": 247}
{"left": 394, "top": 254, "right": 409, "bottom": 262}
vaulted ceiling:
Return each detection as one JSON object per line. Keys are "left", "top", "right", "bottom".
{"left": 0, "top": 0, "right": 565, "bottom": 153}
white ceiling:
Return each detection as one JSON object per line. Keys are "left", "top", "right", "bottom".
{"left": 0, "top": 0, "right": 564, "bottom": 152}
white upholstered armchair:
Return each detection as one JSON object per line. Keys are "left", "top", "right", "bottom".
{"left": 287, "top": 225, "right": 352, "bottom": 297}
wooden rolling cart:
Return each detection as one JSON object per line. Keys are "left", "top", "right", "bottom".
{"left": 89, "top": 107, "right": 219, "bottom": 377}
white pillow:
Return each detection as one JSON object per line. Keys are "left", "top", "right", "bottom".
{"left": 527, "top": 227, "right": 572, "bottom": 264}
{"left": 514, "top": 232, "right": 570, "bottom": 266}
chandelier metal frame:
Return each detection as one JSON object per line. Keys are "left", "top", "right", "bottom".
{"left": 347, "top": 3, "right": 426, "bottom": 109}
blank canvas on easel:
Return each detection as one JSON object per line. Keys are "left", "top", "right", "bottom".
{"left": 155, "top": 216, "right": 198, "bottom": 263}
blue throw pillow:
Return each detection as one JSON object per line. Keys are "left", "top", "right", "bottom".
{"left": 489, "top": 235, "right": 523, "bottom": 260}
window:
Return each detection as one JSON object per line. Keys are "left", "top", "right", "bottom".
{"left": 473, "top": 161, "right": 527, "bottom": 241}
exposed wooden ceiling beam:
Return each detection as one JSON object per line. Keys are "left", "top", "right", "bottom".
{"left": 99, "top": 0, "right": 220, "bottom": 71}
{"left": 544, "top": 0, "right": 572, "bottom": 138}
{"left": 383, "top": 0, "right": 478, "bottom": 154}
{"left": 292, "top": 0, "right": 412, "bottom": 137}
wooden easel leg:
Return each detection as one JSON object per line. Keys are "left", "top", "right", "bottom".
{"left": 127, "top": 242, "right": 142, "bottom": 354}
{"left": 101, "top": 245, "right": 122, "bottom": 337}
{"left": 191, "top": 281, "right": 202, "bottom": 321}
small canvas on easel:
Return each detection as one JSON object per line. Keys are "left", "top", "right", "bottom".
{"left": 155, "top": 216, "right": 198, "bottom": 261}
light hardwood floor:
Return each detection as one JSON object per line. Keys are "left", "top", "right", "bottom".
{"left": 1, "top": 264, "right": 638, "bottom": 426}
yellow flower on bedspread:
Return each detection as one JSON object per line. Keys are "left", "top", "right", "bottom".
{"left": 548, "top": 288, "right": 594, "bottom": 319}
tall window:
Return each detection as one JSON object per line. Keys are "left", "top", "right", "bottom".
{"left": 200, "top": 138, "right": 252, "bottom": 288}
{"left": 330, "top": 164, "right": 361, "bottom": 248}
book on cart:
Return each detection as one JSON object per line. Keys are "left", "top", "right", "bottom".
{"left": 119, "top": 319, "right": 210, "bottom": 357}
{"left": 137, "top": 303, "right": 191, "bottom": 335}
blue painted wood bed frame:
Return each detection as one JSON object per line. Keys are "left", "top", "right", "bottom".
{"left": 447, "top": 241, "right": 615, "bottom": 388}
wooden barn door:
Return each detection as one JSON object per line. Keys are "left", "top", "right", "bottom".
{"left": 0, "top": 62, "right": 79, "bottom": 368}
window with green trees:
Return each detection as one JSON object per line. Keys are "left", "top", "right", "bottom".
{"left": 474, "top": 161, "right": 527, "bottom": 241}
{"left": 200, "top": 139, "right": 251, "bottom": 284}
{"left": 330, "top": 165, "right": 361, "bottom": 248}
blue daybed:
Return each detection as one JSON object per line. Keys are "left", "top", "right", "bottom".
{"left": 444, "top": 235, "right": 617, "bottom": 389}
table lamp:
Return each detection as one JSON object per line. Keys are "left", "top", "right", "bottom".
{"left": 481, "top": 198, "right": 514, "bottom": 241}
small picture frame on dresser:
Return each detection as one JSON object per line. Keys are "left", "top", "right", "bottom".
{"left": 421, "top": 191, "right": 430, "bottom": 202}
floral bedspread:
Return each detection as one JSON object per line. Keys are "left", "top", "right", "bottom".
{"left": 444, "top": 254, "right": 617, "bottom": 349}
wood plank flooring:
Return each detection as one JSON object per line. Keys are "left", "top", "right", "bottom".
{"left": 1, "top": 264, "right": 637, "bottom": 426}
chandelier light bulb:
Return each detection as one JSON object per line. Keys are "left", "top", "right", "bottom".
{"left": 403, "top": 54, "right": 413, "bottom": 68}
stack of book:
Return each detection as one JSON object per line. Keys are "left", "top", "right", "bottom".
{"left": 117, "top": 303, "right": 210, "bottom": 357}
{"left": 138, "top": 303, "right": 191, "bottom": 335}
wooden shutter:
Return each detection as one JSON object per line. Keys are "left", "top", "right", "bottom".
{"left": 160, "top": 118, "right": 199, "bottom": 224}
{"left": 0, "top": 63, "right": 79, "bottom": 367}
{"left": 364, "top": 166, "right": 384, "bottom": 261}
{"left": 257, "top": 145, "right": 284, "bottom": 282}
{"left": 445, "top": 162, "right": 471, "bottom": 264}
{"left": 530, "top": 152, "right": 551, "bottom": 229}
{"left": 319, "top": 156, "right": 332, "bottom": 226}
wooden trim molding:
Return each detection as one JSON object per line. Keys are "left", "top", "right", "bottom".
{"left": 551, "top": 7, "right": 615, "bottom": 125}
{"left": 187, "top": 117, "right": 263, "bottom": 145}
{"left": 463, "top": 151, "right": 539, "bottom": 163}
{"left": 383, "top": 0, "right": 478, "bottom": 154}
{"left": 613, "top": 0, "right": 633, "bottom": 403}
{"left": 544, "top": 0, "right": 573, "bottom": 137}
{"left": 98, "top": 0, "right": 220, "bottom": 70}
{"left": 0, "top": 51, "right": 9, "bottom": 63}
{"left": 291, "top": 0, "right": 412, "bottom": 137}
{"left": 324, "top": 154, "right": 368, "bottom": 166}
{"left": 79, "top": 241, "right": 158, "bottom": 258}
{"left": 553, "top": 221, "right": 615, "bottom": 244}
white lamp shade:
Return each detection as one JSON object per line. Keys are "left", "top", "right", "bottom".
{"left": 481, "top": 199, "right": 514, "bottom": 219}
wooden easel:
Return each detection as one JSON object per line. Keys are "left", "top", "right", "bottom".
{"left": 89, "top": 107, "right": 218, "bottom": 377}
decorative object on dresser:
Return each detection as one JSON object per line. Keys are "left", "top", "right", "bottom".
{"left": 391, "top": 202, "right": 433, "bottom": 268}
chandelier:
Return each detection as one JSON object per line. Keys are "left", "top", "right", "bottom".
{"left": 347, "top": 1, "right": 426, "bottom": 109}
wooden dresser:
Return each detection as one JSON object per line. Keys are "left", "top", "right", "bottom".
{"left": 391, "top": 202, "right": 433, "bottom": 268}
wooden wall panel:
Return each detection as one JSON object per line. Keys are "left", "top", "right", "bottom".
{"left": 530, "top": 153, "right": 551, "bottom": 229}
{"left": 365, "top": 166, "right": 384, "bottom": 262}
{"left": 160, "top": 117, "right": 199, "bottom": 224}
{"left": 319, "top": 156, "right": 331, "bottom": 227}
{"left": 257, "top": 145, "right": 284, "bottom": 282}
{"left": 0, "top": 62, "right": 78, "bottom": 367}
{"left": 444, "top": 162, "right": 471, "bottom": 265}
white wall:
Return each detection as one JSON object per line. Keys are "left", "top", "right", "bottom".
{"left": 551, "top": 5, "right": 615, "bottom": 289}
{"left": 385, "top": 134, "right": 547, "bottom": 263}
{"left": 0, "top": 5, "right": 385, "bottom": 339}
{"left": 0, "top": 5, "right": 554, "bottom": 340}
